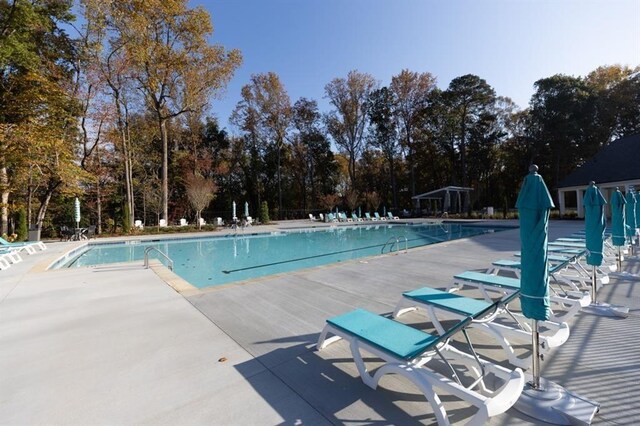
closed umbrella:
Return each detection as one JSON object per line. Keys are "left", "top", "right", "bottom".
{"left": 636, "top": 189, "right": 640, "bottom": 250}
{"left": 516, "top": 165, "right": 553, "bottom": 324}
{"left": 610, "top": 188, "right": 626, "bottom": 270}
{"left": 625, "top": 191, "right": 637, "bottom": 254}
{"left": 513, "top": 165, "right": 599, "bottom": 424}
{"left": 74, "top": 197, "right": 81, "bottom": 228}
{"left": 244, "top": 201, "right": 249, "bottom": 219}
{"left": 584, "top": 182, "right": 607, "bottom": 269}
{"left": 232, "top": 201, "right": 237, "bottom": 220}
{"left": 635, "top": 189, "right": 640, "bottom": 229}
{"left": 582, "top": 183, "right": 628, "bottom": 317}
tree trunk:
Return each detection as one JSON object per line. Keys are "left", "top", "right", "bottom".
{"left": 0, "top": 165, "right": 8, "bottom": 235}
{"left": 277, "top": 142, "right": 282, "bottom": 217}
{"left": 35, "top": 181, "right": 61, "bottom": 229}
{"left": 114, "top": 92, "right": 135, "bottom": 231}
{"left": 120, "top": 125, "right": 135, "bottom": 230}
{"left": 160, "top": 117, "right": 169, "bottom": 222}
{"left": 97, "top": 181, "right": 102, "bottom": 234}
{"left": 389, "top": 156, "right": 398, "bottom": 209}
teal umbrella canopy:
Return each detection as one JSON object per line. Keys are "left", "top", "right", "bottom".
{"left": 636, "top": 190, "right": 640, "bottom": 229}
{"left": 625, "top": 191, "right": 637, "bottom": 238}
{"left": 584, "top": 183, "right": 607, "bottom": 266}
{"left": 610, "top": 188, "right": 626, "bottom": 246}
{"left": 515, "top": 166, "right": 555, "bottom": 321}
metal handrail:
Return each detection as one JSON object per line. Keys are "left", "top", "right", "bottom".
{"left": 398, "top": 235, "right": 409, "bottom": 253}
{"left": 382, "top": 237, "right": 399, "bottom": 254}
{"left": 382, "top": 235, "right": 410, "bottom": 255}
{"left": 143, "top": 246, "right": 174, "bottom": 271}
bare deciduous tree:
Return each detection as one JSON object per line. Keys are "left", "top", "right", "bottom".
{"left": 185, "top": 174, "right": 217, "bottom": 229}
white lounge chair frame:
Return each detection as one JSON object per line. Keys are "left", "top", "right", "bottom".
{"left": 393, "top": 288, "right": 569, "bottom": 369}
{"left": 448, "top": 271, "right": 586, "bottom": 324}
{"left": 317, "top": 310, "right": 524, "bottom": 425}
{"left": 489, "top": 257, "right": 594, "bottom": 306}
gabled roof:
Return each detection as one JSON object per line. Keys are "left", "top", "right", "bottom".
{"left": 557, "top": 133, "right": 640, "bottom": 189}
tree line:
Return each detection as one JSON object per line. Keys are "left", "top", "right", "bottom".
{"left": 1, "top": 0, "right": 639, "bottom": 237}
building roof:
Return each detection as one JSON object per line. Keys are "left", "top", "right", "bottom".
{"left": 412, "top": 186, "right": 473, "bottom": 200}
{"left": 557, "top": 133, "right": 640, "bottom": 189}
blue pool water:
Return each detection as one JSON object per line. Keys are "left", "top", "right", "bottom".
{"left": 62, "top": 223, "right": 509, "bottom": 288}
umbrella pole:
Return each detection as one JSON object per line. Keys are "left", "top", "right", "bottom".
{"left": 531, "top": 319, "right": 541, "bottom": 389}
{"left": 617, "top": 247, "right": 622, "bottom": 271}
{"left": 591, "top": 266, "right": 598, "bottom": 304}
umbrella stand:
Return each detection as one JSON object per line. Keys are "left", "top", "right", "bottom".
{"left": 531, "top": 320, "right": 541, "bottom": 389}
{"left": 581, "top": 266, "right": 630, "bottom": 317}
{"left": 515, "top": 318, "right": 600, "bottom": 425}
{"left": 617, "top": 247, "right": 622, "bottom": 271}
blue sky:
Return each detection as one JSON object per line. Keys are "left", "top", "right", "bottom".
{"left": 200, "top": 0, "right": 639, "bottom": 131}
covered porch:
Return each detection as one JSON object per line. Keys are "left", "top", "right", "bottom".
{"left": 557, "top": 179, "right": 640, "bottom": 218}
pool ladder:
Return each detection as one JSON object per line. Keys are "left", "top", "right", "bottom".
{"left": 382, "top": 236, "right": 408, "bottom": 255}
{"left": 143, "top": 246, "right": 174, "bottom": 271}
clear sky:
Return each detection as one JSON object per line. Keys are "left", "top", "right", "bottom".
{"left": 199, "top": 0, "right": 640, "bottom": 131}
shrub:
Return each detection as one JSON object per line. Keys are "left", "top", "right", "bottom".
{"left": 15, "top": 207, "right": 28, "bottom": 241}
{"left": 260, "top": 201, "right": 270, "bottom": 224}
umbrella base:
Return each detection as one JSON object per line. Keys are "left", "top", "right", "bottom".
{"left": 514, "top": 376, "right": 599, "bottom": 425}
{"left": 581, "top": 302, "right": 629, "bottom": 318}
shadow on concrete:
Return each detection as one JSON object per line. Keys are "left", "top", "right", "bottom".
{"left": 234, "top": 332, "right": 535, "bottom": 425}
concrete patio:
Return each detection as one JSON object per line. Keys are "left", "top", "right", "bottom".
{"left": 1, "top": 220, "right": 639, "bottom": 425}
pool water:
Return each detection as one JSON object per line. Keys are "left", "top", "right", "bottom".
{"left": 63, "top": 223, "right": 509, "bottom": 288}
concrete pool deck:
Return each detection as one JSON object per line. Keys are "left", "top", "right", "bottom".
{"left": 1, "top": 220, "right": 639, "bottom": 424}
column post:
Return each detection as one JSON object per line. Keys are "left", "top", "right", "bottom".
{"left": 557, "top": 190, "right": 566, "bottom": 217}
{"left": 576, "top": 188, "right": 584, "bottom": 218}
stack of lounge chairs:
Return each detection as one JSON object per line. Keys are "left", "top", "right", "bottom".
{"left": 316, "top": 229, "right": 619, "bottom": 424}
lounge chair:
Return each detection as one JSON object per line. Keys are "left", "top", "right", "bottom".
{"left": 317, "top": 308, "right": 524, "bottom": 425}
{"left": 134, "top": 220, "right": 144, "bottom": 229}
{"left": 0, "top": 236, "right": 45, "bottom": 253}
{"left": 351, "top": 213, "right": 363, "bottom": 222}
{"left": 393, "top": 286, "right": 569, "bottom": 369}
{"left": 318, "top": 213, "right": 324, "bottom": 222}
{"left": 245, "top": 216, "right": 253, "bottom": 227}
{"left": 179, "top": 218, "right": 188, "bottom": 226}
{"left": 0, "top": 248, "right": 23, "bottom": 264}
{"left": 198, "top": 217, "right": 206, "bottom": 226}
{"left": 327, "top": 213, "right": 338, "bottom": 222}
{"left": 309, "top": 213, "right": 317, "bottom": 221}
{"left": 340, "top": 212, "right": 352, "bottom": 222}
{"left": 365, "top": 212, "right": 377, "bottom": 221}
{"left": 490, "top": 256, "right": 607, "bottom": 293}
{"left": 387, "top": 212, "right": 399, "bottom": 220}
{"left": 374, "top": 212, "right": 387, "bottom": 221}
{"left": 159, "top": 219, "right": 167, "bottom": 227}
{"left": 449, "top": 271, "right": 586, "bottom": 323}
{"left": 0, "top": 255, "right": 11, "bottom": 270}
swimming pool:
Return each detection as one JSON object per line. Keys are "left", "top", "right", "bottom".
{"left": 60, "top": 223, "right": 511, "bottom": 288}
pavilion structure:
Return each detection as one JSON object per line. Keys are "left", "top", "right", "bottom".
{"left": 412, "top": 186, "right": 473, "bottom": 215}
